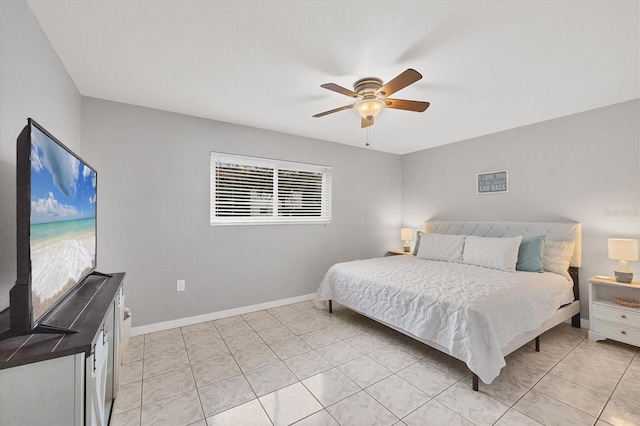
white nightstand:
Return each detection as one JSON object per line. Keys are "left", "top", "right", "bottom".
{"left": 386, "top": 249, "right": 414, "bottom": 256}
{"left": 588, "top": 276, "right": 640, "bottom": 346}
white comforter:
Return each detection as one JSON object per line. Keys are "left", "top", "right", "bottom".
{"left": 315, "top": 255, "right": 575, "bottom": 384}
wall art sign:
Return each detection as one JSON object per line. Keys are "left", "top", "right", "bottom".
{"left": 477, "top": 170, "right": 508, "bottom": 194}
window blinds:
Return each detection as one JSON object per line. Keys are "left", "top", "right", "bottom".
{"left": 210, "top": 153, "right": 332, "bottom": 225}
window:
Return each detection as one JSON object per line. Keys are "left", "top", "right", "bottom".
{"left": 210, "top": 153, "right": 332, "bottom": 225}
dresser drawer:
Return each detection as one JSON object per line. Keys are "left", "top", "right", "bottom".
{"left": 592, "top": 303, "right": 640, "bottom": 327}
{"left": 591, "top": 319, "right": 640, "bottom": 346}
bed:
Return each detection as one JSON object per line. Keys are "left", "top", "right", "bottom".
{"left": 315, "top": 221, "right": 581, "bottom": 389}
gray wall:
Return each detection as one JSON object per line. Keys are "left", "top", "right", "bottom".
{"left": 81, "top": 98, "right": 401, "bottom": 326}
{"left": 3, "top": 0, "right": 636, "bottom": 328}
{"left": 402, "top": 99, "right": 640, "bottom": 319}
{"left": 0, "top": 0, "right": 82, "bottom": 311}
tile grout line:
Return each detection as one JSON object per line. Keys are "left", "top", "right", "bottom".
{"left": 212, "top": 309, "right": 312, "bottom": 424}
{"left": 255, "top": 305, "right": 327, "bottom": 425}
{"left": 297, "top": 309, "right": 445, "bottom": 424}
{"left": 207, "top": 318, "right": 258, "bottom": 421}
{"left": 275, "top": 304, "right": 383, "bottom": 424}
{"left": 139, "top": 334, "right": 145, "bottom": 426}
{"left": 496, "top": 333, "right": 630, "bottom": 425}
{"left": 490, "top": 334, "right": 586, "bottom": 426}
{"left": 593, "top": 350, "right": 638, "bottom": 424}
{"left": 139, "top": 322, "right": 229, "bottom": 422}
{"left": 301, "top": 305, "right": 465, "bottom": 425}
{"left": 179, "top": 326, "right": 208, "bottom": 424}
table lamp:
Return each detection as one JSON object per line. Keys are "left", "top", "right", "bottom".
{"left": 608, "top": 238, "right": 638, "bottom": 283}
{"left": 401, "top": 228, "right": 413, "bottom": 253}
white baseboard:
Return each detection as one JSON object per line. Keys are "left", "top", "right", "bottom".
{"left": 130, "top": 293, "right": 316, "bottom": 336}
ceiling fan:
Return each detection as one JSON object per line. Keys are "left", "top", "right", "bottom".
{"left": 312, "top": 68, "right": 430, "bottom": 128}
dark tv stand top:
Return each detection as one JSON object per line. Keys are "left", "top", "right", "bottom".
{"left": 0, "top": 272, "right": 125, "bottom": 369}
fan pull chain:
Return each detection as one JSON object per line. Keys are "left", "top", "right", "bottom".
{"left": 365, "top": 126, "right": 371, "bottom": 148}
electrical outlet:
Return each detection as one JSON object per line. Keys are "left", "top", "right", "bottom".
{"left": 177, "top": 279, "right": 185, "bottom": 292}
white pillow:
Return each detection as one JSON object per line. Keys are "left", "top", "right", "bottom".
{"left": 543, "top": 240, "right": 575, "bottom": 277}
{"left": 415, "top": 233, "right": 466, "bottom": 263}
{"left": 463, "top": 235, "right": 523, "bottom": 272}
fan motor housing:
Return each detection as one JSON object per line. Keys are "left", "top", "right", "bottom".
{"left": 354, "top": 77, "right": 383, "bottom": 97}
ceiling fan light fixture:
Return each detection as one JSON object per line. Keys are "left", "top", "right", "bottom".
{"left": 354, "top": 98, "right": 385, "bottom": 120}
{"left": 313, "top": 69, "right": 427, "bottom": 127}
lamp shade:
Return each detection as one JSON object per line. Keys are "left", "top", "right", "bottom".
{"left": 354, "top": 99, "right": 385, "bottom": 119}
{"left": 401, "top": 228, "right": 413, "bottom": 241}
{"left": 608, "top": 238, "right": 639, "bottom": 261}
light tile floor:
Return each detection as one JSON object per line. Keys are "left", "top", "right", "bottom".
{"left": 112, "top": 301, "right": 640, "bottom": 426}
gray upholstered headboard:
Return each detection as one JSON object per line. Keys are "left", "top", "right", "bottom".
{"left": 423, "top": 221, "right": 582, "bottom": 268}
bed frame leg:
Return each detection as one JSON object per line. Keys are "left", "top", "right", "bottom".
{"left": 329, "top": 300, "right": 332, "bottom": 313}
{"left": 472, "top": 374, "right": 478, "bottom": 391}
{"left": 535, "top": 336, "right": 540, "bottom": 352}
{"left": 571, "top": 313, "right": 580, "bottom": 328}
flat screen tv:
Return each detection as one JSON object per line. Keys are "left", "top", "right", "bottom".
{"left": 3, "top": 118, "right": 98, "bottom": 338}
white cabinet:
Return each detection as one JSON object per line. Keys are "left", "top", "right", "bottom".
{"left": 0, "top": 354, "right": 85, "bottom": 425}
{"left": 588, "top": 276, "right": 640, "bottom": 346}
{"left": 0, "top": 273, "right": 125, "bottom": 425}
{"left": 86, "top": 302, "right": 114, "bottom": 426}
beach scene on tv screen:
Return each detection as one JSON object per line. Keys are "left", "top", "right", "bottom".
{"left": 29, "top": 126, "right": 96, "bottom": 321}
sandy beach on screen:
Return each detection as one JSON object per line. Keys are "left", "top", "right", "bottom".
{"left": 30, "top": 235, "right": 95, "bottom": 320}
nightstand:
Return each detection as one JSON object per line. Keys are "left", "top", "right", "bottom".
{"left": 588, "top": 276, "right": 640, "bottom": 346}
{"left": 386, "top": 249, "right": 414, "bottom": 256}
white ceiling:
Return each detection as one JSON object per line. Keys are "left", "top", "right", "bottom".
{"left": 27, "top": 0, "right": 639, "bottom": 155}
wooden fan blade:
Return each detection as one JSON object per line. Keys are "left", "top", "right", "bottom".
{"left": 312, "top": 104, "right": 354, "bottom": 118}
{"left": 376, "top": 69, "right": 422, "bottom": 97}
{"left": 361, "top": 117, "right": 374, "bottom": 128}
{"left": 384, "top": 99, "right": 430, "bottom": 112}
{"left": 321, "top": 83, "right": 360, "bottom": 98}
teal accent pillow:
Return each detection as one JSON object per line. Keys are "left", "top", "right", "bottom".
{"left": 413, "top": 231, "right": 424, "bottom": 256}
{"left": 516, "top": 235, "right": 546, "bottom": 272}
